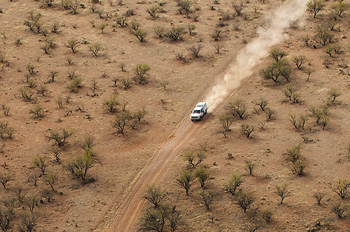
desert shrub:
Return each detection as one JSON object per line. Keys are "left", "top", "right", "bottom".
{"left": 113, "top": 111, "right": 132, "bottom": 134}
{"left": 2, "top": 104, "right": 10, "bottom": 117}
{"left": 188, "top": 23, "right": 196, "bottom": 35}
{"left": 313, "top": 191, "right": 325, "bottom": 205}
{"left": 304, "top": 68, "right": 314, "bottom": 81}
{"left": 40, "top": 189, "right": 54, "bottom": 202}
{"left": 61, "top": 0, "right": 79, "bottom": 14}
{"left": 200, "top": 190, "right": 214, "bottom": 210}
{"left": 44, "top": 173, "right": 58, "bottom": 191}
{"left": 235, "top": 190, "right": 254, "bottom": 213}
{"left": 232, "top": 0, "right": 244, "bottom": 16}
{"left": 195, "top": 167, "right": 210, "bottom": 188}
{"left": 332, "top": 1, "right": 348, "bottom": 17}
{"left": 68, "top": 149, "right": 96, "bottom": 181}
{"left": 245, "top": 160, "right": 255, "bottom": 176}
{"left": 146, "top": 5, "right": 160, "bottom": 17}
{"left": 260, "top": 59, "right": 292, "bottom": 83}
{"left": 121, "top": 77, "right": 131, "bottom": 89}
{"left": 314, "top": 25, "right": 334, "bottom": 46}
{"left": 133, "top": 64, "right": 150, "bottom": 85}
{"left": 285, "top": 144, "right": 302, "bottom": 163}
{"left": 0, "top": 121, "right": 14, "bottom": 140}
{"left": 331, "top": 202, "right": 348, "bottom": 218}
{"left": 132, "top": 28, "right": 147, "bottom": 42}
{"left": 25, "top": 195, "right": 38, "bottom": 213}
{"left": 140, "top": 206, "right": 169, "bottom": 232}
{"left": 224, "top": 174, "right": 244, "bottom": 196}
{"left": 78, "top": 135, "right": 94, "bottom": 152}
{"left": 154, "top": 25, "right": 165, "bottom": 38}
{"left": 98, "top": 23, "right": 107, "bottom": 33}
{"left": 261, "top": 209, "right": 273, "bottom": 223}
{"left": 89, "top": 43, "right": 103, "bottom": 56}
{"left": 176, "top": 170, "right": 194, "bottom": 195}
{"left": 227, "top": 99, "right": 247, "bottom": 119}
{"left": 49, "top": 146, "right": 61, "bottom": 163}
{"left": 283, "top": 84, "right": 299, "bottom": 103}
{"left": 306, "top": 0, "right": 324, "bottom": 18}
{"left": 165, "top": 26, "right": 185, "bottom": 41}
{"left": 275, "top": 184, "right": 291, "bottom": 204}
{"left": 65, "top": 39, "right": 79, "bottom": 53}
{"left": 219, "top": 113, "right": 233, "bottom": 131}
{"left": 289, "top": 114, "right": 307, "bottom": 131}
{"left": 29, "top": 105, "right": 45, "bottom": 119}
{"left": 0, "top": 172, "right": 11, "bottom": 189}
{"left": 178, "top": 0, "right": 192, "bottom": 15}
{"left": 134, "top": 108, "right": 146, "bottom": 123}
{"left": 241, "top": 124, "right": 254, "bottom": 138}
{"left": 33, "top": 155, "right": 47, "bottom": 175}
{"left": 188, "top": 44, "right": 203, "bottom": 58}
{"left": 332, "top": 179, "right": 350, "bottom": 199}
{"left": 0, "top": 207, "right": 13, "bottom": 231}
{"left": 309, "top": 105, "right": 329, "bottom": 129}
{"left": 290, "top": 158, "right": 306, "bottom": 176}
{"left": 67, "top": 77, "right": 83, "bottom": 93}
{"left": 327, "top": 88, "right": 341, "bottom": 105}
{"left": 212, "top": 28, "right": 222, "bottom": 41}
{"left": 270, "top": 48, "right": 288, "bottom": 62}
{"left": 52, "top": 22, "right": 59, "bottom": 33}
{"left": 292, "top": 55, "right": 306, "bottom": 69}
{"left": 183, "top": 150, "right": 206, "bottom": 169}
{"left": 47, "top": 129, "right": 73, "bottom": 147}
{"left": 19, "top": 212, "right": 38, "bottom": 232}
{"left": 214, "top": 43, "right": 222, "bottom": 54}
{"left": 115, "top": 14, "right": 128, "bottom": 27}
{"left": 129, "top": 19, "right": 140, "bottom": 31}
{"left": 144, "top": 184, "right": 167, "bottom": 208}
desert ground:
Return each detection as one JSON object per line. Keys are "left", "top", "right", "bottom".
{"left": 0, "top": 0, "right": 350, "bottom": 231}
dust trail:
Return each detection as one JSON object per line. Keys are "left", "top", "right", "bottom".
{"left": 205, "top": 0, "right": 308, "bottom": 110}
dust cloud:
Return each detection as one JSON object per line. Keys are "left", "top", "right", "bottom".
{"left": 205, "top": 0, "right": 308, "bottom": 111}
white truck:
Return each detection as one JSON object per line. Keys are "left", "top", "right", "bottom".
{"left": 190, "top": 102, "right": 208, "bottom": 121}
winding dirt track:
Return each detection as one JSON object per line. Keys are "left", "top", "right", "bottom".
{"left": 110, "top": 117, "right": 206, "bottom": 231}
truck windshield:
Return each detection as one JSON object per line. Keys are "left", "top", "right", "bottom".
{"left": 193, "top": 110, "right": 201, "bottom": 114}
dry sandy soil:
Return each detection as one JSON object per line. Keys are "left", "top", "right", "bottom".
{"left": 0, "top": 0, "right": 350, "bottom": 231}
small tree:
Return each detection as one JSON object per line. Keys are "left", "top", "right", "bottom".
{"left": 44, "top": 173, "right": 58, "bottom": 191}
{"left": 235, "top": 190, "right": 255, "bottom": 213}
{"left": 261, "top": 209, "right": 273, "bottom": 223}
{"left": 183, "top": 150, "right": 206, "bottom": 169}
{"left": 292, "top": 55, "right": 306, "bottom": 69}
{"left": 200, "top": 190, "right": 214, "bottom": 210}
{"left": 195, "top": 167, "right": 210, "bottom": 188}
{"left": 29, "top": 105, "right": 45, "bottom": 119}
{"left": 33, "top": 156, "right": 47, "bottom": 176}
{"left": 146, "top": 5, "right": 160, "bottom": 18}
{"left": 25, "top": 195, "right": 38, "bottom": 213}
{"left": 65, "top": 39, "right": 79, "bottom": 53}
{"left": 176, "top": 170, "right": 194, "bottom": 195}
{"left": 0, "top": 172, "right": 11, "bottom": 189}
{"left": 313, "top": 191, "right": 325, "bottom": 205}
{"left": 113, "top": 111, "right": 132, "bottom": 134}
{"left": 227, "top": 99, "right": 247, "bottom": 119}
{"left": 306, "top": 0, "right": 324, "bottom": 18}
{"left": 68, "top": 149, "right": 96, "bottom": 181}
{"left": 332, "top": 1, "right": 348, "bottom": 17}
{"left": 270, "top": 48, "right": 288, "bottom": 62}
{"left": 168, "top": 209, "right": 182, "bottom": 232}
{"left": 132, "top": 29, "right": 147, "bottom": 42}
{"left": 314, "top": 25, "right": 334, "bottom": 46}
{"left": 133, "top": 64, "right": 150, "bottom": 85}
{"left": 89, "top": 43, "right": 103, "bottom": 57}
{"left": 19, "top": 212, "right": 38, "bottom": 232}
{"left": 331, "top": 202, "right": 348, "bottom": 218}
{"left": 328, "top": 88, "right": 341, "bottom": 105}
{"left": 47, "top": 129, "right": 73, "bottom": 147}
{"left": 245, "top": 160, "right": 255, "bottom": 176}
{"left": 49, "top": 146, "right": 61, "bottom": 163}
{"left": 224, "top": 174, "right": 244, "bottom": 196}
{"left": 140, "top": 206, "right": 168, "bottom": 232}
{"left": 283, "top": 84, "right": 299, "bottom": 104}
{"left": 219, "top": 114, "right": 234, "bottom": 131}
{"left": 332, "top": 179, "right": 350, "bottom": 199}
{"left": 241, "top": 124, "right": 254, "bottom": 138}
{"left": 232, "top": 0, "right": 244, "bottom": 16}
{"left": 144, "top": 184, "right": 167, "bottom": 208}
{"left": 275, "top": 184, "right": 291, "bottom": 204}
{"left": 188, "top": 44, "right": 203, "bottom": 58}
{"left": 0, "top": 208, "right": 13, "bottom": 231}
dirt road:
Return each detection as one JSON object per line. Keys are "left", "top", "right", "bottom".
{"left": 110, "top": 117, "right": 206, "bottom": 231}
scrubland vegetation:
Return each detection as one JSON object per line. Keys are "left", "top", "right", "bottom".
{"left": 0, "top": 0, "right": 349, "bottom": 231}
